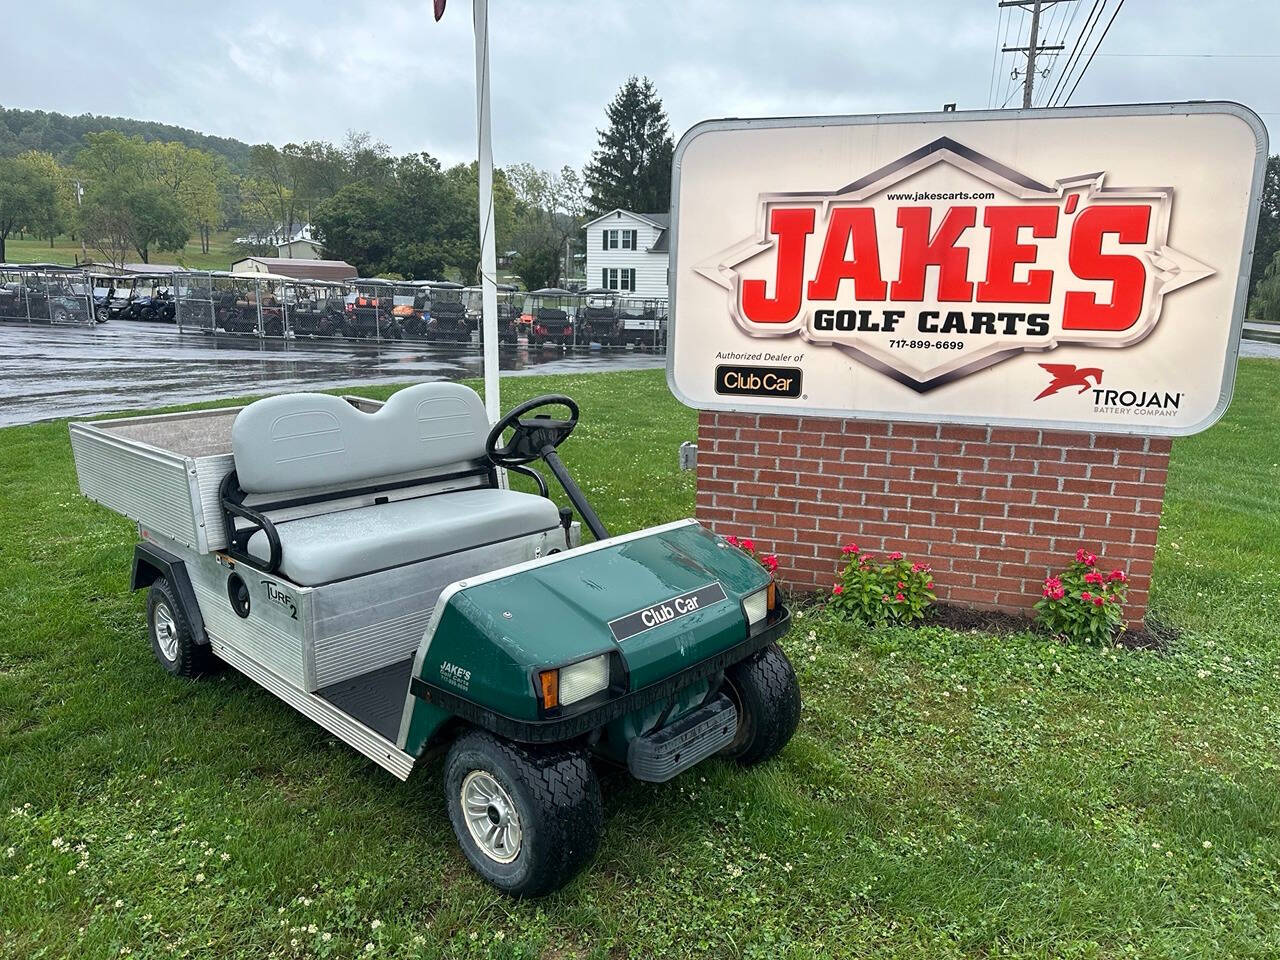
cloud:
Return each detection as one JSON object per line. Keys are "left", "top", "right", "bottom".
{"left": 2, "top": 0, "right": 1274, "bottom": 171}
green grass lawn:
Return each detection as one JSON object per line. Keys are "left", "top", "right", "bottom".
{"left": 3, "top": 364, "right": 1280, "bottom": 958}
{"left": 4, "top": 230, "right": 241, "bottom": 271}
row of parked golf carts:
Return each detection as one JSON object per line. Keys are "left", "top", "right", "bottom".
{"left": 0, "top": 263, "right": 99, "bottom": 326}
{"left": 169, "top": 274, "right": 668, "bottom": 348}
{"left": 0, "top": 264, "right": 670, "bottom": 350}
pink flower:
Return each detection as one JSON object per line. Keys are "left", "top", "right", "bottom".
{"left": 741, "top": 538, "right": 755, "bottom": 552}
{"left": 882, "top": 594, "right": 891, "bottom": 602}
{"left": 896, "top": 581, "right": 905, "bottom": 590}
{"left": 888, "top": 551, "right": 904, "bottom": 561}
{"left": 925, "top": 581, "right": 934, "bottom": 590}
{"left": 911, "top": 561, "right": 930, "bottom": 573}
{"left": 1109, "top": 569, "right": 1127, "bottom": 583}
{"left": 1093, "top": 595, "right": 1105, "bottom": 607}
{"left": 725, "top": 535, "right": 739, "bottom": 547}
{"left": 895, "top": 592, "right": 905, "bottom": 602}
{"left": 1084, "top": 571, "right": 1104, "bottom": 585}
{"left": 1052, "top": 587, "right": 1065, "bottom": 600}
{"left": 762, "top": 554, "right": 779, "bottom": 572}
{"left": 832, "top": 584, "right": 843, "bottom": 595}
{"left": 841, "top": 542, "right": 859, "bottom": 555}
{"left": 1044, "top": 576, "right": 1063, "bottom": 590}
{"left": 1075, "top": 548, "right": 1099, "bottom": 568}
{"left": 1081, "top": 591, "right": 1092, "bottom": 601}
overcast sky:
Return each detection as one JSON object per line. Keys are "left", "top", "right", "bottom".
{"left": 3, "top": 0, "right": 1276, "bottom": 170}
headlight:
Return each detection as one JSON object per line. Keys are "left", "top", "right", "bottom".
{"left": 540, "top": 653, "right": 610, "bottom": 709}
{"left": 744, "top": 588, "right": 769, "bottom": 629}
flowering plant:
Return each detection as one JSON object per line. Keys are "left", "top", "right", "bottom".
{"left": 829, "top": 543, "right": 935, "bottom": 626}
{"left": 1034, "top": 547, "right": 1129, "bottom": 643}
{"left": 723, "top": 535, "right": 779, "bottom": 574}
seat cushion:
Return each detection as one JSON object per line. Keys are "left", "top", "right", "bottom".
{"left": 247, "top": 488, "right": 561, "bottom": 586}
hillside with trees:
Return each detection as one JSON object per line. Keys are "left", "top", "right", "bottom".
{"left": 0, "top": 105, "right": 252, "bottom": 172}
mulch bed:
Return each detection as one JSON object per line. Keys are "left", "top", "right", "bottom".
{"left": 922, "top": 601, "right": 1178, "bottom": 651}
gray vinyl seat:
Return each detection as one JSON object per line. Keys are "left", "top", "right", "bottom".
{"left": 231, "top": 382, "right": 561, "bottom": 586}
{"left": 245, "top": 487, "right": 560, "bottom": 585}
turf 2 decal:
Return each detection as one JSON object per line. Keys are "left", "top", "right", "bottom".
{"left": 697, "top": 137, "right": 1213, "bottom": 393}
{"left": 668, "top": 106, "right": 1268, "bottom": 435}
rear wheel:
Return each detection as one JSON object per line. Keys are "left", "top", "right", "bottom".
{"left": 146, "top": 578, "right": 214, "bottom": 677}
{"left": 444, "top": 730, "right": 602, "bottom": 897}
{"left": 721, "top": 643, "right": 801, "bottom": 766}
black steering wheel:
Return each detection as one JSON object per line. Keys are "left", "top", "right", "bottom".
{"left": 485, "top": 394, "right": 579, "bottom": 466}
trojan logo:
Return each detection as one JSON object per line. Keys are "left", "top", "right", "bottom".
{"left": 1035, "top": 363, "right": 1103, "bottom": 400}
{"left": 695, "top": 137, "right": 1215, "bottom": 392}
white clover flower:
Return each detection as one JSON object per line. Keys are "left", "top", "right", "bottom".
{"left": 322, "top": 933, "right": 331, "bottom": 942}
{"left": 194, "top": 873, "right": 205, "bottom": 882}
{"left": 1202, "top": 840, "right": 1213, "bottom": 850}
{"left": 307, "top": 925, "right": 317, "bottom": 935}
{"left": 370, "top": 919, "right": 382, "bottom": 930}
{"left": 220, "top": 852, "right": 230, "bottom": 861}
{"left": 365, "top": 943, "right": 375, "bottom": 953}
{"left": 114, "top": 899, "right": 124, "bottom": 908}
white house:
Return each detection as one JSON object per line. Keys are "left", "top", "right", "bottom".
{"left": 583, "top": 209, "right": 669, "bottom": 300}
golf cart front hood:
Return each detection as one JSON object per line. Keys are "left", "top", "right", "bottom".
{"left": 414, "top": 520, "right": 775, "bottom": 722}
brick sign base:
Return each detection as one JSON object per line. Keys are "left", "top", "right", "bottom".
{"left": 694, "top": 412, "right": 1170, "bottom": 625}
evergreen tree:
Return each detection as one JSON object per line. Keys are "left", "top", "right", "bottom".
{"left": 584, "top": 77, "right": 674, "bottom": 216}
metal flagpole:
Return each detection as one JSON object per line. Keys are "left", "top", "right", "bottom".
{"left": 473, "top": 0, "right": 501, "bottom": 423}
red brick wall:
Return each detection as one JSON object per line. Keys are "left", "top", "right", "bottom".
{"left": 694, "top": 411, "right": 1171, "bottom": 625}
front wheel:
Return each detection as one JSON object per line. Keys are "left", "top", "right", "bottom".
{"left": 444, "top": 730, "right": 602, "bottom": 897}
{"left": 146, "top": 578, "right": 214, "bottom": 677}
{"left": 721, "top": 642, "right": 801, "bottom": 766}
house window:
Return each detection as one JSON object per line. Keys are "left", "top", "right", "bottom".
{"left": 621, "top": 230, "right": 636, "bottom": 250}
{"left": 602, "top": 268, "right": 635, "bottom": 291}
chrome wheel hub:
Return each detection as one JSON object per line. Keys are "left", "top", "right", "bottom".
{"left": 461, "top": 770, "right": 521, "bottom": 863}
{"left": 153, "top": 601, "right": 179, "bottom": 661}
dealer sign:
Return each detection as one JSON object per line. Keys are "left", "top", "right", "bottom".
{"left": 667, "top": 103, "right": 1267, "bottom": 434}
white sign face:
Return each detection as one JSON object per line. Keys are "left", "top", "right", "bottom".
{"left": 667, "top": 104, "right": 1267, "bottom": 434}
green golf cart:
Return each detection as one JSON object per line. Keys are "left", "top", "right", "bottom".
{"left": 69, "top": 382, "right": 799, "bottom": 896}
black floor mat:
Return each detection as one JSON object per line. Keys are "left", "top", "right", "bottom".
{"left": 316, "top": 658, "right": 414, "bottom": 741}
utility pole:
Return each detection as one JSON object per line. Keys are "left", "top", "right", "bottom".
{"left": 1000, "top": 0, "right": 1070, "bottom": 108}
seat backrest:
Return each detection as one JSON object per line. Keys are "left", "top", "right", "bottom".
{"left": 232, "top": 382, "right": 490, "bottom": 495}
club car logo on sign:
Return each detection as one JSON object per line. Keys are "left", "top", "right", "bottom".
{"left": 696, "top": 137, "right": 1215, "bottom": 393}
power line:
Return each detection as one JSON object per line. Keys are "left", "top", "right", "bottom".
{"left": 995, "top": 5, "right": 1023, "bottom": 109}
{"left": 1096, "top": 52, "right": 1280, "bottom": 58}
{"left": 1062, "top": 0, "right": 1127, "bottom": 105}
{"left": 1045, "top": 0, "right": 1104, "bottom": 107}
{"left": 986, "top": 4, "right": 1008, "bottom": 107}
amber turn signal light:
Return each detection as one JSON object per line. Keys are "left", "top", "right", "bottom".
{"left": 539, "top": 669, "right": 559, "bottom": 709}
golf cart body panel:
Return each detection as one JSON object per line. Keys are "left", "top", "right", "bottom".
{"left": 400, "top": 518, "right": 781, "bottom": 749}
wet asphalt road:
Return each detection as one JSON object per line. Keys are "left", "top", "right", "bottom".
{"left": 0, "top": 321, "right": 666, "bottom": 427}
{"left": 3, "top": 320, "right": 1278, "bottom": 428}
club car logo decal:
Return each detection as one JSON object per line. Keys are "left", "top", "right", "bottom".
{"left": 608, "top": 582, "right": 728, "bottom": 643}
{"left": 260, "top": 579, "right": 298, "bottom": 619}
{"left": 695, "top": 136, "right": 1215, "bottom": 393}
{"left": 715, "top": 363, "right": 803, "bottom": 398}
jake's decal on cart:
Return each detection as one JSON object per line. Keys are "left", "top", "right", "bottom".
{"left": 608, "top": 582, "right": 728, "bottom": 642}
